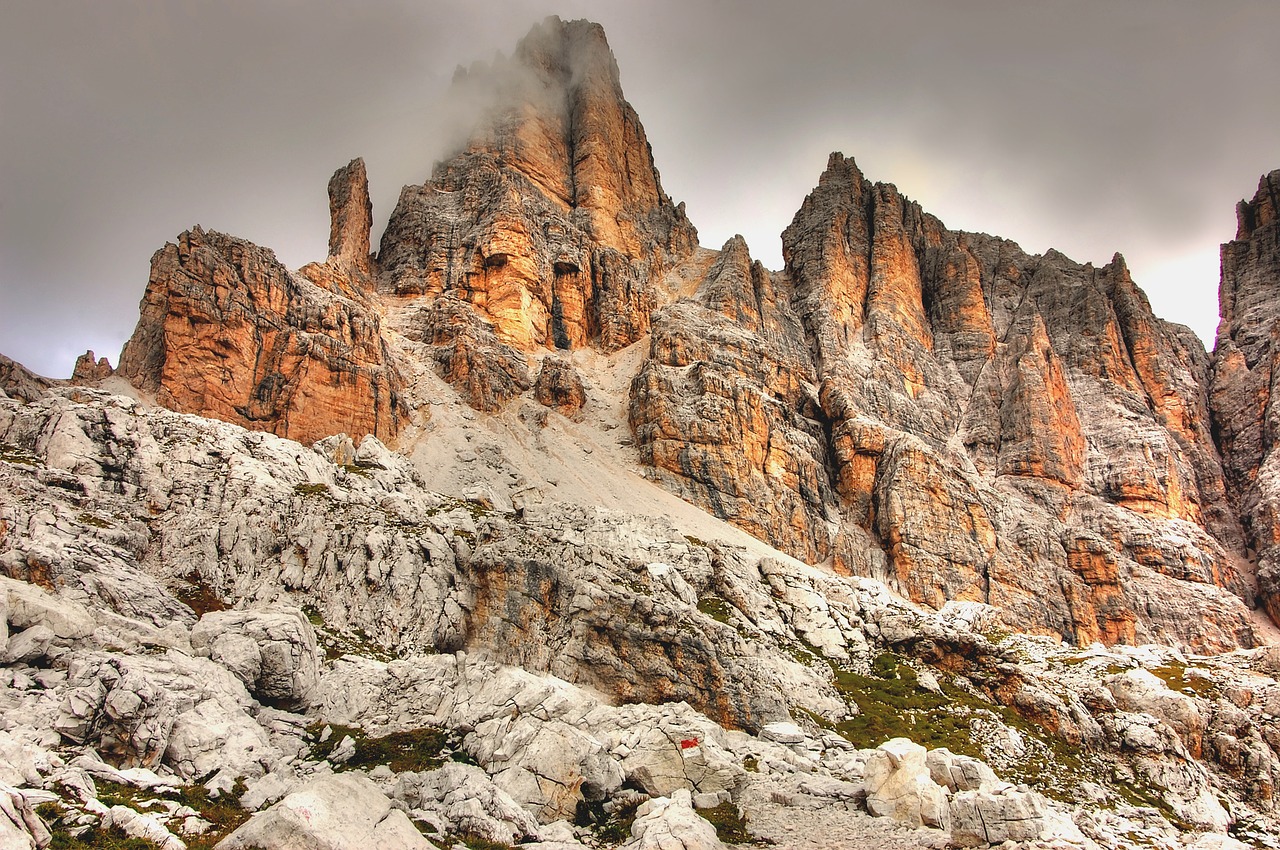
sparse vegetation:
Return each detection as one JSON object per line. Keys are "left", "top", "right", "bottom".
{"left": 0, "top": 443, "right": 42, "bottom": 466}
{"left": 302, "top": 605, "right": 398, "bottom": 661}
{"left": 574, "top": 796, "right": 643, "bottom": 844}
{"left": 306, "top": 723, "right": 456, "bottom": 773}
{"left": 293, "top": 482, "right": 330, "bottom": 497}
{"left": 175, "top": 570, "right": 229, "bottom": 616}
{"left": 1151, "top": 662, "right": 1219, "bottom": 699}
{"left": 38, "top": 779, "right": 251, "bottom": 850}
{"left": 697, "top": 594, "right": 733, "bottom": 624}
{"left": 425, "top": 496, "right": 492, "bottom": 520}
{"left": 77, "top": 512, "right": 114, "bottom": 529}
{"left": 698, "top": 801, "right": 771, "bottom": 845}
{"left": 341, "top": 460, "right": 385, "bottom": 477}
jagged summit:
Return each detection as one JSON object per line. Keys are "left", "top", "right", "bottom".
{"left": 378, "top": 15, "right": 697, "bottom": 354}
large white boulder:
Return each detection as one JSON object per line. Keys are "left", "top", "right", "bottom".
{"left": 190, "top": 607, "right": 320, "bottom": 710}
{"left": 1, "top": 576, "right": 94, "bottom": 643}
{"left": 924, "top": 748, "right": 997, "bottom": 792}
{"left": 625, "top": 788, "right": 724, "bottom": 850}
{"left": 948, "top": 784, "right": 1047, "bottom": 847}
{"left": 215, "top": 773, "right": 431, "bottom": 850}
{"left": 53, "top": 651, "right": 277, "bottom": 781}
{"left": 393, "top": 762, "right": 541, "bottom": 845}
{"left": 863, "top": 738, "right": 949, "bottom": 829}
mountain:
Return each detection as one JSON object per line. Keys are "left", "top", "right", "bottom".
{"left": 2, "top": 16, "right": 1279, "bottom": 850}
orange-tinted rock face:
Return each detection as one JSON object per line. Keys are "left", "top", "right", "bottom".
{"left": 117, "top": 227, "right": 405, "bottom": 445}
{"left": 70, "top": 350, "right": 114, "bottom": 384}
{"left": 630, "top": 237, "right": 832, "bottom": 562}
{"left": 1211, "top": 170, "right": 1280, "bottom": 622}
{"left": 378, "top": 18, "right": 697, "bottom": 361}
{"left": 533, "top": 356, "right": 586, "bottom": 420}
{"left": 632, "top": 153, "right": 1259, "bottom": 651}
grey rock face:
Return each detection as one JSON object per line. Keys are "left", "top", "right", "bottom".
{"left": 190, "top": 608, "right": 320, "bottom": 710}
{"left": 1211, "top": 170, "right": 1280, "bottom": 622}
{"left": 216, "top": 773, "right": 431, "bottom": 850}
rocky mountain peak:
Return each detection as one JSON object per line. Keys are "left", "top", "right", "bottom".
{"left": 7, "top": 17, "right": 1280, "bottom": 849}
{"left": 326, "top": 156, "right": 373, "bottom": 276}
{"left": 377, "top": 17, "right": 697, "bottom": 365}
{"left": 1235, "top": 168, "right": 1279, "bottom": 241}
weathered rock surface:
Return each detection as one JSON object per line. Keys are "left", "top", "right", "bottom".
{"left": 632, "top": 153, "right": 1258, "bottom": 653}
{"left": 4, "top": 384, "right": 1280, "bottom": 845}
{"left": 116, "top": 225, "right": 406, "bottom": 445}
{"left": 534, "top": 356, "right": 587, "bottom": 419}
{"left": 948, "top": 785, "right": 1046, "bottom": 847}
{"left": 216, "top": 773, "right": 430, "bottom": 850}
{"left": 625, "top": 789, "right": 724, "bottom": 850}
{"left": 863, "top": 738, "right": 949, "bottom": 829}
{"left": 0, "top": 355, "right": 53, "bottom": 402}
{"left": 0, "top": 784, "right": 52, "bottom": 850}
{"left": 1211, "top": 170, "right": 1280, "bottom": 622}
{"left": 11, "top": 16, "right": 1280, "bottom": 850}
{"left": 190, "top": 608, "right": 320, "bottom": 710}
{"left": 377, "top": 16, "right": 697, "bottom": 358}
{"left": 70, "top": 350, "right": 114, "bottom": 384}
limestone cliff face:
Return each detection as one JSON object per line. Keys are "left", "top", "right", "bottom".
{"left": 377, "top": 17, "right": 697, "bottom": 362}
{"left": 1212, "top": 170, "right": 1280, "bottom": 621}
{"left": 632, "top": 153, "right": 1255, "bottom": 651}
{"left": 117, "top": 225, "right": 405, "bottom": 446}
{"left": 298, "top": 157, "right": 377, "bottom": 297}
{"left": 93, "top": 16, "right": 1279, "bottom": 654}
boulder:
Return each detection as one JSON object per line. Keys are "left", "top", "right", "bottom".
{"left": 190, "top": 608, "right": 320, "bottom": 710}
{"left": 0, "top": 784, "right": 51, "bottom": 850}
{"left": 53, "top": 652, "right": 276, "bottom": 780}
{"left": 215, "top": 773, "right": 431, "bottom": 850}
{"left": 1, "top": 576, "right": 95, "bottom": 642}
{"left": 624, "top": 788, "right": 724, "bottom": 850}
{"left": 863, "top": 738, "right": 949, "bottom": 829}
{"left": 948, "top": 785, "right": 1047, "bottom": 847}
{"left": 393, "top": 763, "right": 541, "bottom": 845}
{"left": 924, "top": 748, "right": 997, "bottom": 793}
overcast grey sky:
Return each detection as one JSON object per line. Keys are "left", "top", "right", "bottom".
{"left": 3, "top": 0, "right": 1277, "bottom": 377}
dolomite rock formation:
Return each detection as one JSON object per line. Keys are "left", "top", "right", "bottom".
{"left": 377, "top": 16, "right": 697, "bottom": 356}
{"left": 534, "top": 355, "right": 587, "bottom": 419}
{"left": 632, "top": 153, "right": 1257, "bottom": 652}
{"left": 117, "top": 224, "right": 406, "bottom": 445}
{"left": 12, "top": 16, "right": 1280, "bottom": 848}
{"left": 70, "top": 350, "right": 113, "bottom": 384}
{"left": 0, "top": 355, "right": 52, "bottom": 403}
{"left": 1211, "top": 170, "right": 1280, "bottom": 622}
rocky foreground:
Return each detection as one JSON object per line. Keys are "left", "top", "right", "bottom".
{"left": 2, "top": 386, "right": 1279, "bottom": 849}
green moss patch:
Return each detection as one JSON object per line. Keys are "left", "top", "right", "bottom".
{"left": 697, "top": 595, "right": 734, "bottom": 624}
{"left": 698, "top": 801, "right": 771, "bottom": 845}
{"left": 1151, "top": 662, "right": 1219, "bottom": 699}
{"left": 307, "top": 723, "right": 456, "bottom": 773}
{"left": 0, "top": 443, "right": 42, "bottom": 466}
{"left": 41, "top": 779, "right": 251, "bottom": 850}
{"left": 293, "top": 482, "right": 330, "bottom": 497}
